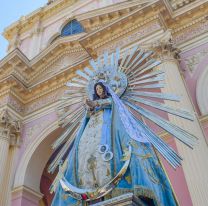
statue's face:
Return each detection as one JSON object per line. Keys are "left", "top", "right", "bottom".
{"left": 96, "top": 85, "right": 104, "bottom": 97}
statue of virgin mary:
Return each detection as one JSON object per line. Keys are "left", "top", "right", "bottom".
{"left": 49, "top": 47, "right": 197, "bottom": 206}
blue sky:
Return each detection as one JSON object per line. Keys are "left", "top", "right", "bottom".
{"left": 0, "top": 0, "right": 47, "bottom": 60}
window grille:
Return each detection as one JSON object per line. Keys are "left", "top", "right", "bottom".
{"left": 61, "top": 19, "right": 84, "bottom": 37}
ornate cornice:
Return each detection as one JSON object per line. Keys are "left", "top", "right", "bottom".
{"left": 168, "top": 0, "right": 208, "bottom": 17}
{"left": 0, "top": 2, "right": 164, "bottom": 105}
{"left": 3, "top": 0, "right": 149, "bottom": 40}
{"left": 83, "top": 15, "right": 161, "bottom": 50}
{"left": 77, "top": 0, "right": 155, "bottom": 32}
{"left": 79, "top": 1, "right": 164, "bottom": 56}
{"left": 173, "top": 14, "right": 208, "bottom": 45}
{"left": 141, "top": 30, "right": 181, "bottom": 61}
{"left": 3, "top": 0, "right": 208, "bottom": 41}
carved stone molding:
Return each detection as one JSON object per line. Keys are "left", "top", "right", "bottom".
{"left": 141, "top": 30, "right": 181, "bottom": 61}
{"left": 0, "top": 110, "right": 21, "bottom": 146}
{"left": 173, "top": 16, "right": 208, "bottom": 45}
{"left": 95, "top": 18, "right": 162, "bottom": 55}
{"left": 183, "top": 47, "right": 208, "bottom": 74}
{"left": 30, "top": 50, "right": 88, "bottom": 84}
{"left": 170, "top": 0, "right": 198, "bottom": 10}
{"left": 196, "top": 64, "right": 208, "bottom": 115}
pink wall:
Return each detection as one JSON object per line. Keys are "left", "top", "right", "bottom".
{"left": 202, "top": 121, "right": 208, "bottom": 143}
{"left": 161, "top": 138, "right": 193, "bottom": 206}
{"left": 11, "top": 112, "right": 58, "bottom": 206}
{"left": 17, "top": 112, "right": 58, "bottom": 162}
{"left": 11, "top": 112, "right": 58, "bottom": 194}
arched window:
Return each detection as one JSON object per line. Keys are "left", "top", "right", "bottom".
{"left": 61, "top": 19, "right": 84, "bottom": 37}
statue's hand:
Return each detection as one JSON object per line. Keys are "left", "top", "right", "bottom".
{"left": 85, "top": 99, "right": 96, "bottom": 108}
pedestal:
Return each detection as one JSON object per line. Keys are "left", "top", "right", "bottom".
{"left": 91, "top": 193, "right": 147, "bottom": 206}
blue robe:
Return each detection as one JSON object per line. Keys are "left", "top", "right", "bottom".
{"left": 51, "top": 99, "right": 178, "bottom": 206}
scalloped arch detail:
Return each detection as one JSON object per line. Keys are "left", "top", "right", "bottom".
{"left": 196, "top": 65, "right": 208, "bottom": 115}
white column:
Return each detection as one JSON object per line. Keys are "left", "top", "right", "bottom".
{"left": 0, "top": 147, "right": 19, "bottom": 206}
{"left": 0, "top": 110, "right": 21, "bottom": 206}
{"left": 155, "top": 41, "right": 208, "bottom": 206}
{"left": 0, "top": 129, "right": 10, "bottom": 187}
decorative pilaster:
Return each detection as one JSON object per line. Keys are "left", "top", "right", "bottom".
{"left": 29, "top": 15, "right": 44, "bottom": 59}
{"left": 0, "top": 147, "right": 19, "bottom": 206}
{"left": 0, "top": 109, "right": 21, "bottom": 206}
{"left": 150, "top": 33, "right": 208, "bottom": 205}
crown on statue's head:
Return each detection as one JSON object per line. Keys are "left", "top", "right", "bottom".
{"left": 93, "top": 72, "right": 108, "bottom": 82}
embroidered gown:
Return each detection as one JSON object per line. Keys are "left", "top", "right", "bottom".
{"left": 51, "top": 98, "right": 178, "bottom": 206}
{"left": 78, "top": 109, "right": 111, "bottom": 188}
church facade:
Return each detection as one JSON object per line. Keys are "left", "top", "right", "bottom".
{"left": 0, "top": 0, "right": 208, "bottom": 205}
